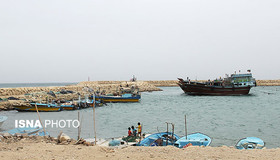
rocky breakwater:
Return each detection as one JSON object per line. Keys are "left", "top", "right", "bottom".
{"left": 145, "top": 80, "right": 178, "bottom": 87}
{"left": 0, "top": 81, "right": 162, "bottom": 111}
{"left": 77, "top": 81, "right": 162, "bottom": 93}
{"left": 256, "top": 80, "right": 280, "bottom": 86}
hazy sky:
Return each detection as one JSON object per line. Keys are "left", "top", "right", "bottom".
{"left": 0, "top": 0, "right": 279, "bottom": 83}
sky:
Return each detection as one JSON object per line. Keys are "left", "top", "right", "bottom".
{"left": 0, "top": 0, "right": 279, "bottom": 83}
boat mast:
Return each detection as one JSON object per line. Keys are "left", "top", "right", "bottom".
{"left": 185, "top": 115, "right": 187, "bottom": 138}
{"left": 35, "top": 104, "right": 46, "bottom": 135}
{"left": 92, "top": 93, "right": 97, "bottom": 145}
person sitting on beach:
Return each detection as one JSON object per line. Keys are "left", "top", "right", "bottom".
{"left": 128, "top": 127, "right": 132, "bottom": 137}
{"left": 137, "top": 122, "right": 142, "bottom": 137}
{"left": 131, "top": 126, "right": 137, "bottom": 137}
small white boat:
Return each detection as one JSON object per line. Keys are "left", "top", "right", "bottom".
{"left": 174, "top": 132, "right": 212, "bottom": 148}
{"left": 0, "top": 116, "right": 8, "bottom": 128}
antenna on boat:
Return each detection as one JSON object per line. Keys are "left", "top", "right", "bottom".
{"left": 166, "top": 122, "right": 169, "bottom": 146}
{"left": 171, "top": 123, "right": 175, "bottom": 144}
{"left": 92, "top": 92, "right": 97, "bottom": 145}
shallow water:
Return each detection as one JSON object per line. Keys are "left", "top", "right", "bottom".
{"left": 1, "top": 86, "right": 280, "bottom": 148}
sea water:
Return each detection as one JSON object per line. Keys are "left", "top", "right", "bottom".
{"left": 0, "top": 83, "right": 76, "bottom": 88}
{"left": 1, "top": 86, "right": 280, "bottom": 148}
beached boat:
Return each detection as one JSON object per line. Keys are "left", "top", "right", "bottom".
{"left": 4, "top": 127, "right": 49, "bottom": 136}
{"left": 138, "top": 132, "right": 180, "bottom": 146}
{"left": 236, "top": 137, "right": 265, "bottom": 149}
{"left": 178, "top": 71, "right": 256, "bottom": 96}
{"left": 95, "top": 93, "right": 141, "bottom": 103}
{"left": 0, "top": 116, "right": 8, "bottom": 128}
{"left": 14, "top": 103, "right": 62, "bottom": 112}
{"left": 174, "top": 133, "right": 211, "bottom": 148}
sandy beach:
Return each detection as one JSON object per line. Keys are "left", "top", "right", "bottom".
{"left": 1, "top": 138, "right": 280, "bottom": 160}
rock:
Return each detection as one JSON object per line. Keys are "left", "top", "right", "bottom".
{"left": 57, "top": 132, "right": 71, "bottom": 143}
{"left": 17, "top": 146, "right": 23, "bottom": 150}
{"left": 68, "top": 140, "right": 77, "bottom": 145}
{"left": 3, "top": 133, "right": 12, "bottom": 139}
{"left": 59, "top": 141, "right": 69, "bottom": 145}
{"left": 15, "top": 133, "right": 22, "bottom": 138}
{"left": 84, "top": 142, "right": 91, "bottom": 146}
{"left": 21, "top": 133, "right": 28, "bottom": 138}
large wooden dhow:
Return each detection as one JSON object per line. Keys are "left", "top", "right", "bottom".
{"left": 178, "top": 71, "right": 256, "bottom": 96}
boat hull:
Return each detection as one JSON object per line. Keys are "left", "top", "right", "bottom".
{"left": 14, "top": 103, "right": 61, "bottom": 112}
{"left": 14, "top": 106, "right": 61, "bottom": 112}
{"left": 61, "top": 106, "right": 76, "bottom": 110}
{"left": 178, "top": 83, "right": 251, "bottom": 96}
{"left": 138, "top": 132, "right": 180, "bottom": 146}
{"left": 95, "top": 95, "right": 141, "bottom": 103}
{"left": 0, "top": 116, "right": 8, "bottom": 128}
{"left": 174, "top": 133, "right": 211, "bottom": 148}
{"left": 236, "top": 137, "right": 265, "bottom": 149}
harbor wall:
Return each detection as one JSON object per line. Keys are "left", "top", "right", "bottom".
{"left": 0, "top": 81, "right": 161, "bottom": 110}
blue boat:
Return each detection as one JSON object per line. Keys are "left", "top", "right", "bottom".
{"left": 236, "top": 137, "right": 265, "bottom": 149}
{"left": 138, "top": 132, "right": 180, "bottom": 146}
{"left": 95, "top": 93, "right": 141, "bottom": 103}
{"left": 174, "top": 132, "right": 212, "bottom": 148}
{"left": 14, "top": 103, "right": 62, "bottom": 112}
{"left": 5, "top": 127, "right": 49, "bottom": 136}
{"left": 60, "top": 102, "right": 79, "bottom": 110}
{"left": 0, "top": 116, "right": 8, "bottom": 128}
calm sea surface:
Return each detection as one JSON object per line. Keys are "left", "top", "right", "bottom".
{"left": 1, "top": 86, "right": 280, "bottom": 148}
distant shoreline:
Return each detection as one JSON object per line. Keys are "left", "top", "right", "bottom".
{"left": 1, "top": 79, "right": 279, "bottom": 88}
{"left": 144, "top": 80, "right": 280, "bottom": 87}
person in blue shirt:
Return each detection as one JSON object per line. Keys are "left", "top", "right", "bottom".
{"left": 131, "top": 126, "right": 137, "bottom": 137}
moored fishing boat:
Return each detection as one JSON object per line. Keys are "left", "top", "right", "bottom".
{"left": 174, "top": 132, "right": 211, "bottom": 148}
{"left": 0, "top": 116, "right": 8, "bottom": 128}
{"left": 178, "top": 70, "right": 256, "bottom": 96}
{"left": 60, "top": 102, "right": 79, "bottom": 110}
{"left": 95, "top": 93, "right": 141, "bottom": 103}
{"left": 86, "top": 99, "right": 104, "bottom": 107}
{"left": 236, "top": 137, "right": 265, "bottom": 149}
{"left": 13, "top": 103, "right": 62, "bottom": 112}
{"left": 137, "top": 132, "right": 180, "bottom": 146}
